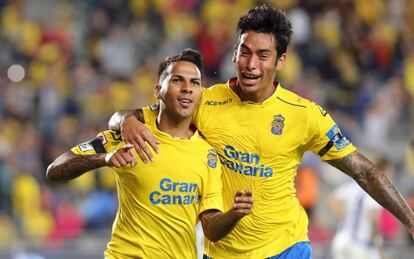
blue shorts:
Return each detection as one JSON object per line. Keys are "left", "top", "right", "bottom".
{"left": 203, "top": 241, "right": 312, "bottom": 259}
{"left": 266, "top": 242, "right": 312, "bottom": 259}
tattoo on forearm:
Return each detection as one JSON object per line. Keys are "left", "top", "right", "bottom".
{"left": 328, "top": 152, "right": 414, "bottom": 228}
{"left": 330, "top": 153, "right": 374, "bottom": 190}
{"left": 48, "top": 152, "right": 105, "bottom": 181}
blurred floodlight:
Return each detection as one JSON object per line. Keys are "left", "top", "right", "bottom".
{"left": 7, "top": 64, "right": 26, "bottom": 82}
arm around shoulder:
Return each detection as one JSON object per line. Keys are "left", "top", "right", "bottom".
{"left": 108, "top": 108, "right": 144, "bottom": 132}
{"left": 108, "top": 108, "right": 160, "bottom": 163}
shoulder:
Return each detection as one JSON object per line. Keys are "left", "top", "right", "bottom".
{"left": 276, "top": 86, "right": 310, "bottom": 108}
{"left": 96, "top": 130, "right": 124, "bottom": 150}
{"left": 73, "top": 130, "right": 123, "bottom": 154}
{"left": 199, "top": 83, "right": 235, "bottom": 110}
{"left": 202, "top": 83, "right": 231, "bottom": 98}
{"left": 204, "top": 82, "right": 229, "bottom": 93}
{"left": 193, "top": 134, "right": 219, "bottom": 164}
{"left": 142, "top": 104, "right": 159, "bottom": 127}
{"left": 192, "top": 132, "right": 215, "bottom": 150}
{"left": 276, "top": 86, "right": 327, "bottom": 116}
{"left": 102, "top": 130, "right": 123, "bottom": 143}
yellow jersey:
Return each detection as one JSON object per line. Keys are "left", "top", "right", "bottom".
{"left": 71, "top": 106, "right": 223, "bottom": 259}
{"left": 195, "top": 78, "right": 357, "bottom": 258}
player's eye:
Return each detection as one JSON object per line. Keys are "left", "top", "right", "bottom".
{"left": 172, "top": 77, "right": 181, "bottom": 83}
{"left": 240, "top": 50, "right": 249, "bottom": 56}
{"left": 192, "top": 80, "right": 201, "bottom": 86}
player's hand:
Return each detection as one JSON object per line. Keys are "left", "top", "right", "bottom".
{"left": 105, "top": 144, "right": 136, "bottom": 168}
{"left": 232, "top": 189, "right": 253, "bottom": 218}
{"left": 121, "top": 115, "right": 160, "bottom": 163}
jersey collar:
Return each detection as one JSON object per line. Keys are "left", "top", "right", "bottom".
{"left": 150, "top": 114, "right": 200, "bottom": 141}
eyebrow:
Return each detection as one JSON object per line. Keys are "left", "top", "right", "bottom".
{"left": 240, "top": 43, "right": 271, "bottom": 54}
{"left": 171, "top": 74, "right": 201, "bottom": 81}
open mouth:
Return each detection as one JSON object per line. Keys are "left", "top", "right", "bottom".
{"left": 241, "top": 71, "right": 260, "bottom": 85}
{"left": 242, "top": 72, "right": 260, "bottom": 79}
{"left": 177, "top": 97, "right": 193, "bottom": 108}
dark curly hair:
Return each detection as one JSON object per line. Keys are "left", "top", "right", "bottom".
{"left": 237, "top": 4, "right": 292, "bottom": 59}
{"left": 158, "top": 48, "right": 204, "bottom": 81}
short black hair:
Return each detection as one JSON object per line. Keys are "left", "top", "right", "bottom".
{"left": 158, "top": 48, "right": 204, "bottom": 81}
{"left": 237, "top": 4, "right": 292, "bottom": 58}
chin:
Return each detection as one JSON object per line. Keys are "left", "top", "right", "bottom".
{"left": 176, "top": 110, "right": 194, "bottom": 120}
{"left": 240, "top": 84, "right": 260, "bottom": 94}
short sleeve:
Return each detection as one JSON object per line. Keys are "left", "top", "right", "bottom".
{"left": 71, "top": 130, "right": 123, "bottom": 155}
{"left": 198, "top": 149, "right": 224, "bottom": 215}
{"left": 307, "top": 102, "right": 357, "bottom": 161}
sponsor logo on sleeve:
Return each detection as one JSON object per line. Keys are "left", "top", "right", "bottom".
{"left": 78, "top": 141, "right": 94, "bottom": 152}
{"left": 150, "top": 103, "right": 160, "bottom": 111}
{"left": 271, "top": 114, "right": 285, "bottom": 135}
{"left": 316, "top": 103, "right": 328, "bottom": 116}
{"left": 97, "top": 133, "right": 107, "bottom": 145}
{"left": 326, "top": 124, "right": 350, "bottom": 150}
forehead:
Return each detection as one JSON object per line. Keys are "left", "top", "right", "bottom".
{"left": 166, "top": 60, "right": 201, "bottom": 78}
{"left": 239, "top": 30, "right": 276, "bottom": 51}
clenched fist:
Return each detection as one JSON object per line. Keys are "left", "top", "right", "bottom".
{"left": 232, "top": 189, "right": 253, "bottom": 217}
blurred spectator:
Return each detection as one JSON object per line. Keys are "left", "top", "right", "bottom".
{"left": 99, "top": 25, "right": 135, "bottom": 77}
{"left": 329, "top": 178, "right": 382, "bottom": 259}
{"left": 48, "top": 201, "right": 84, "bottom": 247}
{"left": 296, "top": 164, "right": 320, "bottom": 220}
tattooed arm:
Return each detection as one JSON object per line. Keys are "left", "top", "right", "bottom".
{"left": 328, "top": 151, "right": 414, "bottom": 236}
{"left": 46, "top": 145, "right": 136, "bottom": 182}
{"left": 46, "top": 151, "right": 106, "bottom": 182}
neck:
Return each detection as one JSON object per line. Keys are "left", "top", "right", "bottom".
{"left": 234, "top": 83, "right": 276, "bottom": 103}
{"left": 156, "top": 110, "right": 195, "bottom": 138}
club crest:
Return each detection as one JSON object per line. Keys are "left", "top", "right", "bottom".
{"left": 149, "top": 103, "right": 160, "bottom": 111}
{"left": 271, "top": 114, "right": 285, "bottom": 135}
{"left": 207, "top": 149, "right": 217, "bottom": 168}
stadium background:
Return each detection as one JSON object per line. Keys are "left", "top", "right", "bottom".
{"left": 1, "top": 0, "right": 414, "bottom": 258}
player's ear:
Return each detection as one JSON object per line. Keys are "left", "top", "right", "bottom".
{"left": 154, "top": 84, "right": 161, "bottom": 100}
{"left": 276, "top": 53, "right": 287, "bottom": 70}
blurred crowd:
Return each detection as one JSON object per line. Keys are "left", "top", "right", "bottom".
{"left": 1, "top": 0, "right": 414, "bottom": 254}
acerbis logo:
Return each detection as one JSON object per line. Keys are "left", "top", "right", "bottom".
{"left": 204, "top": 98, "right": 232, "bottom": 106}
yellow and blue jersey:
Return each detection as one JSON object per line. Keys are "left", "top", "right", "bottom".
{"left": 195, "top": 78, "right": 357, "bottom": 258}
{"left": 71, "top": 106, "right": 223, "bottom": 259}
